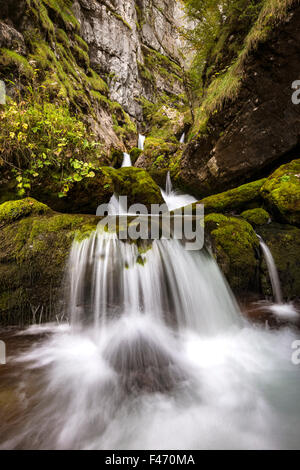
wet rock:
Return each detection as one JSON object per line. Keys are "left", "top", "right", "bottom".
{"left": 260, "top": 159, "right": 300, "bottom": 226}
{"left": 258, "top": 223, "right": 300, "bottom": 300}
{"left": 241, "top": 208, "right": 271, "bottom": 227}
{"left": 0, "top": 199, "right": 99, "bottom": 325}
{"left": 205, "top": 213, "right": 260, "bottom": 294}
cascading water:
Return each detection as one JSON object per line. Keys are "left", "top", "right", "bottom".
{"left": 180, "top": 132, "right": 185, "bottom": 144}
{"left": 138, "top": 134, "right": 146, "bottom": 151}
{"left": 161, "top": 171, "right": 197, "bottom": 211}
{"left": 121, "top": 152, "right": 132, "bottom": 168}
{"left": 258, "top": 236, "right": 283, "bottom": 304}
{"left": 258, "top": 235, "right": 299, "bottom": 322}
{"left": 1, "top": 228, "right": 300, "bottom": 449}
{"left": 66, "top": 229, "right": 241, "bottom": 334}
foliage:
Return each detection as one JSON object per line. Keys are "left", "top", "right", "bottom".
{"left": 0, "top": 95, "right": 100, "bottom": 198}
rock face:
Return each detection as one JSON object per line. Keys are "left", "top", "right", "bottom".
{"left": 73, "top": 0, "right": 186, "bottom": 121}
{"left": 0, "top": 0, "right": 186, "bottom": 150}
{"left": 176, "top": 4, "right": 300, "bottom": 198}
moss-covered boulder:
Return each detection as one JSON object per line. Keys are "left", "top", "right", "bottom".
{"left": 258, "top": 223, "right": 300, "bottom": 300}
{"left": 0, "top": 199, "right": 98, "bottom": 325}
{"left": 0, "top": 198, "right": 50, "bottom": 227}
{"left": 102, "top": 167, "right": 164, "bottom": 209}
{"left": 129, "top": 148, "right": 143, "bottom": 165}
{"left": 31, "top": 166, "right": 164, "bottom": 214}
{"left": 261, "top": 159, "right": 300, "bottom": 226}
{"left": 241, "top": 208, "right": 271, "bottom": 226}
{"left": 197, "top": 179, "right": 266, "bottom": 215}
{"left": 205, "top": 213, "right": 260, "bottom": 293}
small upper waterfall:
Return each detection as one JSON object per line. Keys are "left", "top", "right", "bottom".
{"left": 165, "top": 171, "right": 173, "bottom": 195}
{"left": 161, "top": 171, "right": 197, "bottom": 211}
{"left": 179, "top": 133, "right": 185, "bottom": 144}
{"left": 258, "top": 235, "right": 299, "bottom": 321}
{"left": 138, "top": 134, "right": 146, "bottom": 151}
{"left": 121, "top": 152, "right": 132, "bottom": 168}
{"left": 258, "top": 236, "right": 283, "bottom": 304}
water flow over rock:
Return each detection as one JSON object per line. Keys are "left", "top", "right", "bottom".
{"left": 121, "top": 152, "right": 132, "bottom": 168}
{"left": 66, "top": 229, "right": 241, "bottom": 334}
{"left": 138, "top": 134, "right": 146, "bottom": 151}
{"left": 161, "top": 172, "right": 197, "bottom": 211}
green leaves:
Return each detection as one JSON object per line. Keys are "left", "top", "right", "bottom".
{"left": 0, "top": 97, "right": 100, "bottom": 199}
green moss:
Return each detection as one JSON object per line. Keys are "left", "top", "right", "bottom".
{"left": 197, "top": 178, "right": 267, "bottom": 214}
{"left": 241, "top": 208, "right": 270, "bottom": 226}
{"left": 74, "top": 224, "right": 98, "bottom": 243}
{"left": 102, "top": 166, "right": 164, "bottom": 208}
{"left": 0, "top": 49, "right": 34, "bottom": 78}
{"left": 130, "top": 148, "right": 143, "bottom": 164}
{"left": 87, "top": 69, "right": 109, "bottom": 94}
{"left": 0, "top": 198, "right": 50, "bottom": 227}
{"left": 0, "top": 207, "right": 99, "bottom": 325}
{"left": 205, "top": 213, "right": 259, "bottom": 292}
{"left": 260, "top": 159, "right": 300, "bottom": 226}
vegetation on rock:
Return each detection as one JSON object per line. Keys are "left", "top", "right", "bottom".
{"left": 197, "top": 178, "right": 266, "bottom": 215}
{"left": 205, "top": 213, "right": 260, "bottom": 292}
{"left": 260, "top": 159, "right": 300, "bottom": 226}
{"left": 0, "top": 198, "right": 98, "bottom": 325}
{"left": 241, "top": 208, "right": 271, "bottom": 226}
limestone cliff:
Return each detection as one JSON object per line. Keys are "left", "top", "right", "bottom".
{"left": 0, "top": 0, "right": 187, "bottom": 152}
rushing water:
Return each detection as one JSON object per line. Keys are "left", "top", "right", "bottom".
{"left": 138, "top": 134, "right": 146, "bottom": 151}
{"left": 121, "top": 152, "right": 132, "bottom": 168}
{"left": 258, "top": 235, "right": 299, "bottom": 322}
{"left": 258, "top": 236, "right": 283, "bottom": 304}
{"left": 0, "top": 227, "right": 300, "bottom": 450}
{"left": 161, "top": 172, "right": 197, "bottom": 211}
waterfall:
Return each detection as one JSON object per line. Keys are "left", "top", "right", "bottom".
{"left": 179, "top": 133, "right": 185, "bottom": 144}
{"left": 3, "top": 227, "right": 300, "bottom": 450}
{"left": 138, "top": 134, "right": 146, "bottom": 151}
{"left": 161, "top": 172, "right": 197, "bottom": 211}
{"left": 66, "top": 229, "right": 241, "bottom": 334}
{"left": 165, "top": 171, "right": 173, "bottom": 195}
{"left": 258, "top": 235, "right": 299, "bottom": 321}
{"left": 258, "top": 236, "right": 283, "bottom": 304}
{"left": 121, "top": 152, "right": 132, "bottom": 168}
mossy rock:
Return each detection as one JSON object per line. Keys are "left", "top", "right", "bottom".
{"left": 31, "top": 167, "right": 164, "bottom": 214}
{"left": 129, "top": 148, "right": 143, "bottom": 165}
{"left": 261, "top": 159, "right": 300, "bottom": 226}
{"left": 241, "top": 208, "right": 271, "bottom": 226}
{"left": 205, "top": 213, "right": 260, "bottom": 293}
{"left": 136, "top": 137, "right": 179, "bottom": 170}
{"left": 0, "top": 199, "right": 98, "bottom": 325}
{"left": 258, "top": 223, "right": 300, "bottom": 300}
{"left": 0, "top": 198, "right": 51, "bottom": 228}
{"left": 102, "top": 167, "right": 164, "bottom": 209}
{"left": 197, "top": 179, "right": 267, "bottom": 215}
